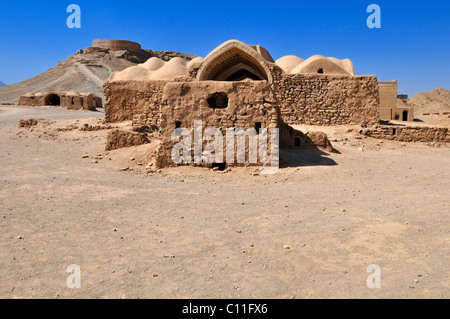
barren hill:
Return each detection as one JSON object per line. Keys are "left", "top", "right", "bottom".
{"left": 399, "top": 88, "right": 449, "bottom": 112}
{"left": 398, "top": 88, "right": 450, "bottom": 125}
{"left": 0, "top": 48, "right": 195, "bottom": 104}
{"left": 410, "top": 88, "right": 450, "bottom": 113}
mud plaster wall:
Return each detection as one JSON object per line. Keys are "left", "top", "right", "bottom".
{"left": 105, "top": 72, "right": 380, "bottom": 128}
{"left": 104, "top": 81, "right": 168, "bottom": 123}
{"left": 156, "top": 81, "right": 280, "bottom": 168}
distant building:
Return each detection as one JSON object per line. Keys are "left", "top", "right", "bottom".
{"left": 378, "top": 81, "right": 414, "bottom": 122}
{"left": 18, "top": 91, "right": 102, "bottom": 110}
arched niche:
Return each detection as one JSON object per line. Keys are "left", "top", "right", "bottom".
{"left": 197, "top": 41, "right": 273, "bottom": 83}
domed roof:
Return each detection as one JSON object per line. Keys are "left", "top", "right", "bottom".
{"left": 290, "top": 56, "right": 353, "bottom": 76}
{"left": 109, "top": 56, "right": 204, "bottom": 82}
{"left": 275, "top": 55, "right": 305, "bottom": 73}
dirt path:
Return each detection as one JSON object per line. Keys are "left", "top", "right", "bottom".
{"left": 0, "top": 106, "right": 448, "bottom": 299}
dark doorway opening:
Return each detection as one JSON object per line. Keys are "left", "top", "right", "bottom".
{"left": 402, "top": 110, "right": 408, "bottom": 121}
{"left": 45, "top": 94, "right": 60, "bottom": 106}
{"left": 318, "top": 68, "right": 324, "bottom": 74}
{"left": 255, "top": 122, "right": 262, "bottom": 134}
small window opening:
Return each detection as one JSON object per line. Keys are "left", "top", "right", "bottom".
{"left": 175, "top": 121, "right": 182, "bottom": 129}
{"left": 207, "top": 93, "right": 229, "bottom": 109}
{"left": 318, "top": 68, "right": 324, "bottom": 74}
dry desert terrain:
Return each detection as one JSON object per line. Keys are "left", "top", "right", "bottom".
{"left": 0, "top": 105, "right": 448, "bottom": 299}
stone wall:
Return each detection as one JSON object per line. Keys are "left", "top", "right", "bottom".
{"left": 362, "top": 125, "right": 450, "bottom": 143}
{"left": 105, "top": 73, "right": 380, "bottom": 127}
{"left": 104, "top": 79, "right": 337, "bottom": 168}
{"left": 270, "top": 64, "right": 379, "bottom": 126}
{"left": 92, "top": 39, "right": 142, "bottom": 52}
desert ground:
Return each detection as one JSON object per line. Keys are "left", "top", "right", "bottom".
{"left": 0, "top": 105, "right": 448, "bottom": 299}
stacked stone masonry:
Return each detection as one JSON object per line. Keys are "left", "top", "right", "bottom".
{"left": 362, "top": 125, "right": 450, "bottom": 143}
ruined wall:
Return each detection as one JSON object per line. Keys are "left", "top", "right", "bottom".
{"left": 92, "top": 39, "right": 142, "bottom": 52}
{"left": 270, "top": 64, "right": 379, "bottom": 126}
{"left": 156, "top": 81, "right": 279, "bottom": 168}
{"left": 103, "top": 81, "right": 168, "bottom": 123}
{"left": 362, "top": 125, "right": 449, "bottom": 143}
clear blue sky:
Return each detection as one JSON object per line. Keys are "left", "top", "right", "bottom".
{"left": 0, "top": 0, "right": 448, "bottom": 96}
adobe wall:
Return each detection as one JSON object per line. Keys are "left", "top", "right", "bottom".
{"left": 270, "top": 65, "right": 380, "bottom": 126}
{"left": 156, "top": 81, "right": 280, "bottom": 168}
{"left": 362, "top": 125, "right": 449, "bottom": 143}
{"left": 105, "top": 75, "right": 380, "bottom": 127}
{"left": 104, "top": 81, "right": 169, "bottom": 124}
{"left": 92, "top": 39, "right": 142, "bottom": 52}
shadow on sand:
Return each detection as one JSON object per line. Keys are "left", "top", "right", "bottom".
{"left": 280, "top": 148, "right": 338, "bottom": 168}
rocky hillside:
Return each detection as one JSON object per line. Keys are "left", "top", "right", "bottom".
{"left": 0, "top": 48, "right": 195, "bottom": 104}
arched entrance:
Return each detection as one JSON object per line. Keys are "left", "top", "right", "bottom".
{"left": 45, "top": 94, "right": 60, "bottom": 106}
{"left": 197, "top": 40, "right": 273, "bottom": 83}
{"left": 402, "top": 110, "right": 409, "bottom": 121}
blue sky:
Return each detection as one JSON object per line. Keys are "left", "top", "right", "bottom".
{"left": 0, "top": 0, "right": 448, "bottom": 96}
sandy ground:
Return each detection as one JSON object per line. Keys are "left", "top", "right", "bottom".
{"left": 0, "top": 105, "right": 448, "bottom": 299}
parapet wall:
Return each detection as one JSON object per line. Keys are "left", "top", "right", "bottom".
{"left": 92, "top": 39, "right": 142, "bottom": 52}
{"left": 104, "top": 72, "right": 380, "bottom": 127}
